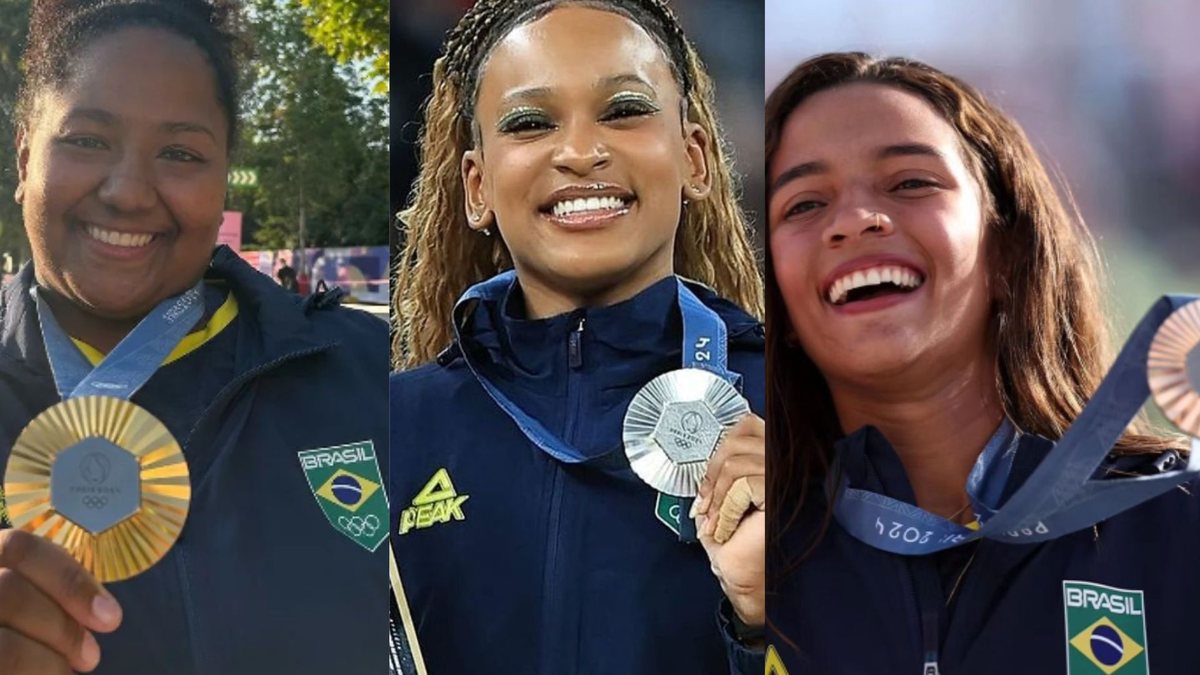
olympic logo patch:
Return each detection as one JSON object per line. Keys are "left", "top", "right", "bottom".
{"left": 299, "top": 441, "right": 389, "bottom": 552}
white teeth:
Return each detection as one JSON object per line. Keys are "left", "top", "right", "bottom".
{"left": 551, "top": 195, "right": 628, "bottom": 217}
{"left": 86, "top": 225, "right": 154, "bottom": 248}
{"left": 827, "top": 264, "right": 924, "bottom": 305}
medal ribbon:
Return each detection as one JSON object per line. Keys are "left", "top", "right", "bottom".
{"left": 32, "top": 282, "right": 205, "bottom": 400}
{"left": 832, "top": 294, "right": 1200, "bottom": 554}
{"left": 452, "top": 271, "right": 736, "bottom": 464}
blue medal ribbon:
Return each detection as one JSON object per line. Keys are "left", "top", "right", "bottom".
{"left": 832, "top": 294, "right": 1200, "bottom": 555}
{"left": 452, "top": 271, "right": 737, "bottom": 465}
{"left": 32, "top": 282, "right": 205, "bottom": 401}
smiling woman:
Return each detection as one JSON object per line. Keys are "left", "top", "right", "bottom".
{"left": 764, "top": 53, "right": 1200, "bottom": 675}
{"left": 390, "top": 1, "right": 766, "bottom": 674}
{"left": 0, "top": 1, "right": 388, "bottom": 674}
{"left": 17, "top": 24, "right": 231, "bottom": 347}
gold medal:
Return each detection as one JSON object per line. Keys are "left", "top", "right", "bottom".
{"left": 4, "top": 396, "right": 191, "bottom": 583}
{"left": 1148, "top": 298, "right": 1200, "bottom": 438}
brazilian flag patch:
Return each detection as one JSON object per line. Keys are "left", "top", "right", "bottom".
{"left": 299, "top": 441, "right": 388, "bottom": 552}
{"left": 1063, "top": 580, "right": 1148, "bottom": 675}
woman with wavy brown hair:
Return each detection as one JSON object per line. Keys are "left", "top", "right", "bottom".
{"left": 764, "top": 52, "right": 1198, "bottom": 674}
{"left": 390, "top": 1, "right": 767, "bottom": 673}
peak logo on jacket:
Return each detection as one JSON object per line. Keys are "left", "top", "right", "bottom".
{"left": 1064, "top": 581, "right": 1148, "bottom": 675}
{"left": 398, "top": 468, "right": 468, "bottom": 535}
{"left": 765, "top": 645, "right": 790, "bottom": 675}
{"left": 299, "top": 441, "right": 389, "bottom": 552}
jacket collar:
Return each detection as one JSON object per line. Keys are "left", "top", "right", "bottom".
{"left": 0, "top": 246, "right": 334, "bottom": 379}
{"left": 458, "top": 273, "right": 760, "bottom": 383}
{"left": 0, "top": 263, "right": 49, "bottom": 378}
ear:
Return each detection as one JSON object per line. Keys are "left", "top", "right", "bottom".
{"left": 461, "top": 148, "right": 495, "bottom": 231}
{"left": 681, "top": 119, "right": 712, "bottom": 202}
{"left": 14, "top": 125, "right": 30, "bottom": 205}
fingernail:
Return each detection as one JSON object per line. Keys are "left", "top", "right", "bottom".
{"left": 80, "top": 631, "right": 100, "bottom": 669}
{"left": 92, "top": 594, "right": 121, "bottom": 626}
{"left": 688, "top": 500, "right": 699, "bottom": 519}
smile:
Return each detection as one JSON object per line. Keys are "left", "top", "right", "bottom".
{"left": 539, "top": 183, "right": 637, "bottom": 228}
{"left": 550, "top": 195, "right": 630, "bottom": 218}
{"left": 85, "top": 225, "right": 156, "bottom": 249}
{"left": 827, "top": 264, "right": 924, "bottom": 306}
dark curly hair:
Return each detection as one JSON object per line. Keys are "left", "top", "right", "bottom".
{"left": 16, "top": 0, "right": 246, "bottom": 149}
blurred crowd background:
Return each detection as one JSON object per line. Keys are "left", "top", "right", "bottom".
{"left": 391, "top": 0, "right": 766, "bottom": 258}
{"left": 767, "top": 0, "right": 1200, "bottom": 343}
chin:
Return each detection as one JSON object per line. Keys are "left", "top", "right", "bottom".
{"left": 811, "top": 334, "right": 927, "bottom": 382}
{"left": 67, "top": 284, "right": 164, "bottom": 321}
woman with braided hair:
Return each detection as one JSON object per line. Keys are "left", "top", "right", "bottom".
{"left": 390, "top": 1, "right": 766, "bottom": 672}
{"left": 0, "top": 1, "right": 388, "bottom": 673}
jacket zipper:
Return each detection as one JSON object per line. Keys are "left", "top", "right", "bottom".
{"left": 909, "top": 558, "right": 943, "bottom": 675}
{"left": 568, "top": 316, "right": 585, "bottom": 369}
{"left": 539, "top": 315, "right": 585, "bottom": 673}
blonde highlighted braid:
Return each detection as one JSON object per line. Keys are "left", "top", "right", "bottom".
{"left": 393, "top": 0, "right": 762, "bottom": 369}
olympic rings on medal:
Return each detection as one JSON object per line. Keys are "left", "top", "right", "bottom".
{"left": 82, "top": 495, "right": 108, "bottom": 509}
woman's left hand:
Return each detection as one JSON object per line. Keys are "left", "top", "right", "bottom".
{"left": 692, "top": 414, "right": 765, "bottom": 627}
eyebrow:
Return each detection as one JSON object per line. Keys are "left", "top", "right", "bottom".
{"left": 769, "top": 142, "right": 947, "bottom": 193}
{"left": 162, "top": 121, "right": 217, "bottom": 142}
{"left": 64, "top": 108, "right": 215, "bottom": 141}
{"left": 65, "top": 107, "right": 117, "bottom": 125}
{"left": 498, "top": 73, "right": 657, "bottom": 107}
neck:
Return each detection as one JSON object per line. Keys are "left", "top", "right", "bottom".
{"left": 516, "top": 260, "right": 674, "bottom": 319}
{"left": 39, "top": 290, "right": 144, "bottom": 354}
{"left": 830, "top": 350, "right": 1004, "bottom": 520}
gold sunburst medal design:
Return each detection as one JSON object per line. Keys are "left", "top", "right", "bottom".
{"left": 4, "top": 396, "right": 191, "bottom": 583}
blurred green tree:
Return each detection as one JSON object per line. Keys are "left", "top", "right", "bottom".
{"left": 230, "top": 0, "right": 388, "bottom": 250}
{"left": 0, "top": 0, "right": 31, "bottom": 268}
{"left": 298, "top": 0, "right": 388, "bottom": 93}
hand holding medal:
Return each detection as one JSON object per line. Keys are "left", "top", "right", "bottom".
{"left": 0, "top": 285, "right": 198, "bottom": 673}
{"left": 692, "top": 414, "right": 766, "bottom": 628}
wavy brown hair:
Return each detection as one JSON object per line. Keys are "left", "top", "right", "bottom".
{"left": 765, "top": 53, "right": 1180, "bottom": 566}
{"left": 392, "top": 0, "right": 762, "bottom": 368}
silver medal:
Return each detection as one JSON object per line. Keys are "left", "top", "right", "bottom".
{"left": 623, "top": 368, "right": 750, "bottom": 497}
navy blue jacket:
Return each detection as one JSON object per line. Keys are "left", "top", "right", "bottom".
{"left": 0, "top": 246, "right": 388, "bottom": 675}
{"left": 769, "top": 426, "right": 1200, "bottom": 674}
{"left": 390, "top": 275, "right": 766, "bottom": 675}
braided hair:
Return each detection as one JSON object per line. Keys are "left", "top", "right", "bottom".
{"left": 394, "top": 0, "right": 763, "bottom": 368}
{"left": 16, "top": 0, "right": 246, "bottom": 149}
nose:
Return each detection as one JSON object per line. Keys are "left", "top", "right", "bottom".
{"left": 97, "top": 154, "right": 157, "bottom": 213}
{"left": 551, "top": 119, "right": 610, "bottom": 176}
{"left": 822, "top": 208, "right": 893, "bottom": 246}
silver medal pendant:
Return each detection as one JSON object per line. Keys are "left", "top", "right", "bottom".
{"left": 623, "top": 368, "right": 750, "bottom": 497}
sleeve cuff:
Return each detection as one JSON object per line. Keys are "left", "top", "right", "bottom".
{"left": 717, "top": 598, "right": 765, "bottom": 674}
